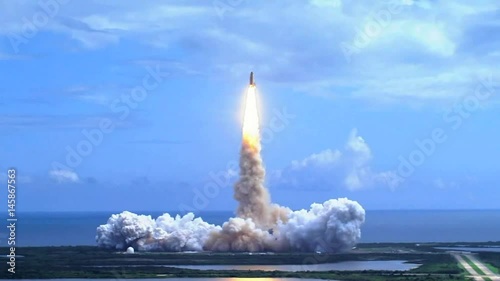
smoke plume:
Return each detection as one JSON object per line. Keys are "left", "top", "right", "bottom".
{"left": 96, "top": 85, "right": 365, "bottom": 252}
{"left": 233, "top": 135, "right": 290, "bottom": 228}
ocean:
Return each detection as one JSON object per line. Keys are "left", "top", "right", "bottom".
{"left": 2, "top": 210, "right": 499, "bottom": 247}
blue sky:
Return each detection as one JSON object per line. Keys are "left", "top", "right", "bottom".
{"left": 1, "top": 0, "right": 499, "bottom": 211}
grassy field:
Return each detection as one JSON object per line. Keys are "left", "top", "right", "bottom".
{"left": 1, "top": 242, "right": 498, "bottom": 280}
{"left": 462, "top": 255, "right": 486, "bottom": 275}
{"left": 478, "top": 252, "right": 500, "bottom": 273}
{"left": 486, "top": 263, "right": 499, "bottom": 274}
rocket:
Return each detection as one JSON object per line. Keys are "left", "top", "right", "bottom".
{"left": 249, "top": 72, "right": 255, "bottom": 86}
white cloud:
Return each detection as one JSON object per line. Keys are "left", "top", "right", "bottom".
{"left": 291, "top": 149, "right": 342, "bottom": 169}
{"left": 342, "top": 129, "right": 373, "bottom": 190}
{"left": 310, "top": 0, "right": 342, "bottom": 9}
{"left": 273, "top": 129, "right": 400, "bottom": 191}
{"left": 408, "top": 23, "right": 456, "bottom": 57}
{"left": 0, "top": 1, "right": 498, "bottom": 105}
{"left": 343, "top": 129, "right": 400, "bottom": 190}
{"left": 433, "top": 178, "right": 459, "bottom": 189}
{"left": 49, "top": 169, "right": 80, "bottom": 183}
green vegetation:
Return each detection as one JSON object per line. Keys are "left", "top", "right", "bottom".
{"left": 0, "top": 242, "right": 497, "bottom": 280}
{"left": 478, "top": 252, "right": 500, "bottom": 273}
{"left": 412, "top": 261, "right": 462, "bottom": 275}
{"left": 0, "top": 267, "right": 470, "bottom": 280}
{"left": 462, "top": 255, "right": 485, "bottom": 275}
{"left": 357, "top": 241, "right": 500, "bottom": 253}
{"left": 486, "top": 263, "right": 499, "bottom": 274}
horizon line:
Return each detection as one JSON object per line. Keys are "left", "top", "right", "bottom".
{"left": 11, "top": 208, "right": 500, "bottom": 213}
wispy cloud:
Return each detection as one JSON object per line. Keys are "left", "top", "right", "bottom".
{"left": 132, "top": 60, "right": 201, "bottom": 76}
{"left": 64, "top": 85, "right": 123, "bottom": 105}
{"left": 433, "top": 177, "right": 460, "bottom": 189}
{"left": 0, "top": 114, "right": 144, "bottom": 130}
{"left": 127, "top": 139, "right": 190, "bottom": 144}
{"left": 49, "top": 169, "right": 79, "bottom": 183}
{"left": 0, "top": 52, "right": 30, "bottom": 60}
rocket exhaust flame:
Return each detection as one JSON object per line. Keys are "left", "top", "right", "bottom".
{"left": 96, "top": 73, "right": 366, "bottom": 253}
{"left": 242, "top": 85, "right": 260, "bottom": 149}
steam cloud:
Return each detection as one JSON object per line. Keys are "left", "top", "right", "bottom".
{"left": 97, "top": 198, "right": 364, "bottom": 252}
{"left": 96, "top": 87, "right": 365, "bottom": 253}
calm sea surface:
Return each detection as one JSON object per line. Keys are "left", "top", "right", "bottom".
{"left": 2, "top": 210, "right": 499, "bottom": 247}
{"left": 169, "top": 260, "right": 419, "bottom": 271}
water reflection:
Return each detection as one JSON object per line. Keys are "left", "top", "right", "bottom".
{"left": 171, "top": 260, "right": 419, "bottom": 271}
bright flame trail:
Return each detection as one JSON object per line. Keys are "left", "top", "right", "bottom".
{"left": 242, "top": 85, "right": 260, "bottom": 147}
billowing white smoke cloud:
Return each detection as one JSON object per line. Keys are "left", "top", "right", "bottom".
{"left": 96, "top": 212, "right": 220, "bottom": 251}
{"left": 96, "top": 198, "right": 365, "bottom": 253}
{"left": 280, "top": 198, "right": 365, "bottom": 253}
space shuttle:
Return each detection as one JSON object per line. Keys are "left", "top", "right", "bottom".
{"left": 249, "top": 72, "right": 255, "bottom": 86}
